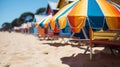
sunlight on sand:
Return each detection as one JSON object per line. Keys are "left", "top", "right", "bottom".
{"left": 0, "top": 32, "right": 120, "bottom": 67}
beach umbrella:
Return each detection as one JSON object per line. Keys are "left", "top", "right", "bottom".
{"left": 34, "top": 15, "right": 46, "bottom": 28}
{"left": 50, "top": 0, "right": 120, "bottom": 60}
{"left": 50, "top": 0, "right": 79, "bottom": 30}
{"left": 51, "top": 0, "right": 120, "bottom": 33}
{"left": 35, "top": 15, "right": 52, "bottom": 28}
{"left": 67, "top": 0, "right": 120, "bottom": 33}
{"left": 67, "top": 0, "right": 120, "bottom": 60}
{"left": 35, "top": 15, "right": 60, "bottom": 33}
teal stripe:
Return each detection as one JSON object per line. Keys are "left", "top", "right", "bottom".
{"left": 39, "top": 19, "right": 45, "bottom": 28}
{"left": 87, "top": 0, "right": 105, "bottom": 29}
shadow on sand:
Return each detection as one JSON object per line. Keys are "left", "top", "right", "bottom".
{"left": 61, "top": 53, "right": 120, "bottom": 67}
{"left": 38, "top": 38, "right": 81, "bottom": 47}
{"left": 42, "top": 40, "right": 120, "bottom": 67}
{"left": 43, "top": 42, "right": 81, "bottom": 47}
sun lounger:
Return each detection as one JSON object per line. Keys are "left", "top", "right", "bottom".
{"left": 92, "top": 40, "right": 120, "bottom": 46}
{"left": 89, "top": 28, "right": 120, "bottom": 60}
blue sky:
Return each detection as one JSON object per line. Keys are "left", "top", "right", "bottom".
{"left": 0, "top": 0, "right": 57, "bottom": 28}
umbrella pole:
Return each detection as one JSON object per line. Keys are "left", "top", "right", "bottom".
{"left": 70, "top": 32, "right": 75, "bottom": 38}
{"left": 89, "top": 27, "right": 93, "bottom": 60}
{"left": 82, "top": 28, "right": 88, "bottom": 39}
{"left": 82, "top": 28, "right": 90, "bottom": 55}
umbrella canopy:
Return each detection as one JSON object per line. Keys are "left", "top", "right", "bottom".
{"left": 68, "top": 0, "right": 120, "bottom": 32}
{"left": 51, "top": 0, "right": 120, "bottom": 33}
{"left": 35, "top": 15, "right": 52, "bottom": 28}
{"left": 50, "top": 0, "right": 79, "bottom": 30}
{"left": 110, "top": 1, "right": 120, "bottom": 10}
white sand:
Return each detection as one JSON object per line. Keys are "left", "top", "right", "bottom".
{"left": 0, "top": 32, "right": 84, "bottom": 67}
{"left": 0, "top": 32, "right": 120, "bottom": 67}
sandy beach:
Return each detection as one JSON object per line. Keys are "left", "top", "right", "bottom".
{"left": 0, "top": 32, "right": 120, "bottom": 67}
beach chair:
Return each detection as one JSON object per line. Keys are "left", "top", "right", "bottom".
{"left": 89, "top": 28, "right": 120, "bottom": 60}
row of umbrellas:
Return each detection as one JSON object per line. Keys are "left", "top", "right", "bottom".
{"left": 35, "top": 0, "right": 120, "bottom": 60}
{"left": 36, "top": 0, "right": 120, "bottom": 33}
{"left": 35, "top": 15, "right": 52, "bottom": 28}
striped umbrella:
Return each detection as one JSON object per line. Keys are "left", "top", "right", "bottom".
{"left": 50, "top": 0, "right": 79, "bottom": 30}
{"left": 68, "top": 0, "right": 120, "bottom": 32}
{"left": 36, "top": 15, "right": 52, "bottom": 28}
{"left": 50, "top": 0, "right": 120, "bottom": 33}
{"left": 50, "top": 0, "right": 120, "bottom": 60}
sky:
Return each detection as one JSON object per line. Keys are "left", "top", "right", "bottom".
{"left": 0, "top": 0, "right": 57, "bottom": 28}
